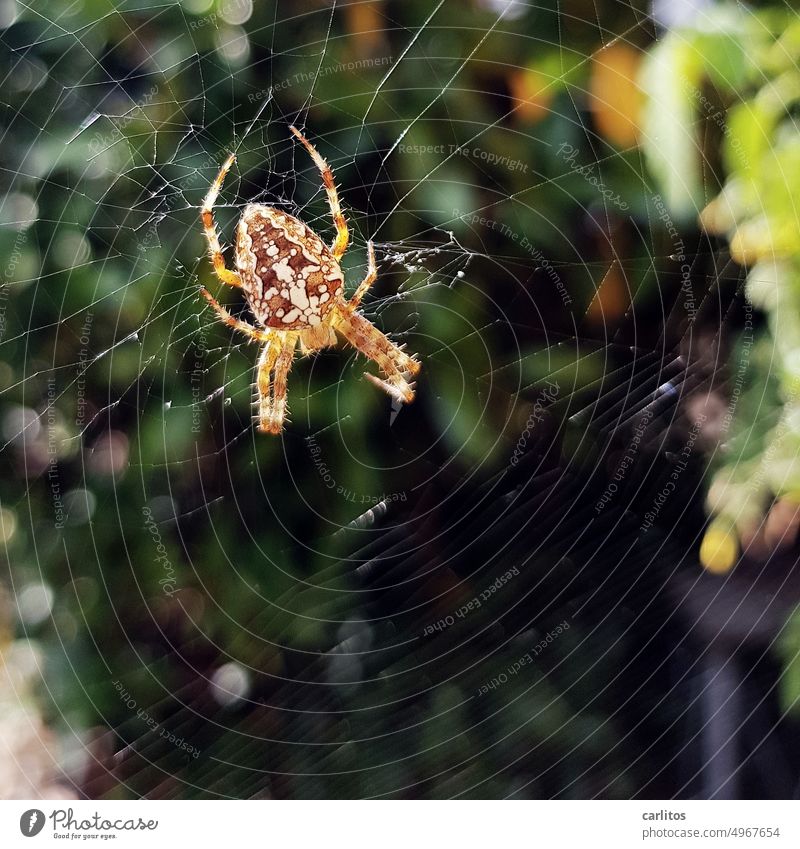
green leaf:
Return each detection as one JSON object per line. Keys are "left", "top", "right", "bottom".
{"left": 639, "top": 34, "right": 706, "bottom": 223}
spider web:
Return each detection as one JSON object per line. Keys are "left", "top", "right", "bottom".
{"left": 0, "top": 0, "right": 779, "bottom": 801}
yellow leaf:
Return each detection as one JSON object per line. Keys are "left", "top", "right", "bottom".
{"left": 590, "top": 44, "right": 644, "bottom": 148}
{"left": 700, "top": 523, "right": 738, "bottom": 574}
{"left": 508, "top": 67, "right": 555, "bottom": 123}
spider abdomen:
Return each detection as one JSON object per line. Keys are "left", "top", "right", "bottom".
{"left": 235, "top": 204, "right": 344, "bottom": 329}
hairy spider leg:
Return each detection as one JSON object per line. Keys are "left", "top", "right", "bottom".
{"left": 298, "top": 323, "right": 337, "bottom": 355}
{"left": 199, "top": 288, "right": 272, "bottom": 342}
{"left": 347, "top": 240, "right": 378, "bottom": 309}
{"left": 255, "top": 337, "right": 280, "bottom": 433}
{"left": 256, "top": 332, "right": 299, "bottom": 434}
{"left": 289, "top": 125, "right": 350, "bottom": 260}
{"left": 201, "top": 152, "right": 242, "bottom": 289}
{"left": 333, "top": 308, "right": 421, "bottom": 403}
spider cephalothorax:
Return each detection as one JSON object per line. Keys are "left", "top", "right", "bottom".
{"left": 199, "top": 126, "right": 420, "bottom": 434}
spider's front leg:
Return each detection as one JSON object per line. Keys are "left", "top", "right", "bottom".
{"left": 255, "top": 332, "right": 299, "bottom": 434}
{"left": 347, "top": 241, "right": 377, "bottom": 309}
{"left": 333, "top": 308, "right": 420, "bottom": 404}
{"left": 289, "top": 126, "right": 349, "bottom": 260}
{"left": 201, "top": 152, "right": 242, "bottom": 289}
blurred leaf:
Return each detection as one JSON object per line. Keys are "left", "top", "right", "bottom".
{"left": 589, "top": 43, "right": 644, "bottom": 149}
{"left": 639, "top": 34, "right": 705, "bottom": 222}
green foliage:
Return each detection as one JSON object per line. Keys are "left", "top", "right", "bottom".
{"left": 641, "top": 2, "right": 800, "bottom": 575}
{"left": 1, "top": 0, "right": 768, "bottom": 798}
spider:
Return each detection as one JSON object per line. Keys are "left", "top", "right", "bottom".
{"left": 199, "top": 125, "right": 421, "bottom": 434}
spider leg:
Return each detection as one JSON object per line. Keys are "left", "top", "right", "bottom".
{"left": 333, "top": 308, "right": 420, "bottom": 404}
{"left": 255, "top": 337, "right": 280, "bottom": 433}
{"left": 347, "top": 241, "right": 377, "bottom": 309}
{"left": 256, "top": 332, "right": 298, "bottom": 434}
{"left": 289, "top": 125, "right": 349, "bottom": 260}
{"left": 298, "top": 323, "right": 337, "bottom": 355}
{"left": 199, "top": 287, "right": 271, "bottom": 342}
{"left": 201, "top": 152, "right": 242, "bottom": 289}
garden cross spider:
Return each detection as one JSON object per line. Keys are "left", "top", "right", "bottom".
{"left": 199, "top": 125, "right": 421, "bottom": 434}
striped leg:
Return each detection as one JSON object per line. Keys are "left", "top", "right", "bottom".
{"left": 200, "top": 152, "right": 242, "bottom": 288}
{"left": 348, "top": 241, "right": 378, "bottom": 308}
{"left": 256, "top": 332, "right": 298, "bottom": 434}
{"left": 289, "top": 126, "right": 350, "bottom": 259}
{"left": 333, "top": 308, "right": 420, "bottom": 404}
{"left": 199, "top": 288, "right": 271, "bottom": 342}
